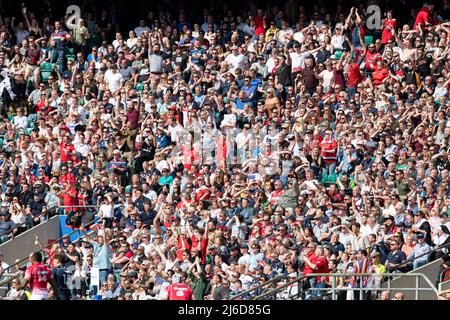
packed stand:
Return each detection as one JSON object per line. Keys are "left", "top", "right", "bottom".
{"left": 0, "top": 1, "right": 450, "bottom": 300}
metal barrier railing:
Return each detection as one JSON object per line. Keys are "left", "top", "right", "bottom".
{"left": 0, "top": 212, "right": 100, "bottom": 283}
{"left": 391, "top": 241, "right": 450, "bottom": 272}
{"left": 0, "top": 273, "right": 18, "bottom": 290}
{"left": 253, "top": 273, "right": 440, "bottom": 300}
{"left": 230, "top": 274, "right": 285, "bottom": 300}
{"left": 0, "top": 205, "right": 101, "bottom": 241}
{"left": 231, "top": 241, "right": 450, "bottom": 301}
{"left": 0, "top": 202, "right": 128, "bottom": 293}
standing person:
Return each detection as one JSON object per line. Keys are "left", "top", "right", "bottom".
{"left": 367, "top": 251, "right": 386, "bottom": 300}
{"left": 18, "top": 252, "right": 58, "bottom": 300}
{"left": 412, "top": 210, "right": 432, "bottom": 245}
{"left": 320, "top": 129, "right": 338, "bottom": 177}
{"left": 210, "top": 274, "right": 230, "bottom": 300}
{"left": 352, "top": 249, "right": 371, "bottom": 300}
{"left": 79, "top": 225, "right": 112, "bottom": 295}
{"left": 413, "top": 3, "right": 434, "bottom": 30}
{"left": 187, "top": 256, "right": 208, "bottom": 300}
{"left": 381, "top": 10, "right": 397, "bottom": 45}
{"left": 72, "top": 19, "right": 89, "bottom": 55}
{"left": 274, "top": 55, "right": 292, "bottom": 88}
{"left": 50, "top": 20, "right": 71, "bottom": 71}
{"left": 52, "top": 255, "right": 71, "bottom": 300}
{"left": 163, "top": 273, "right": 193, "bottom": 300}
{"left": 301, "top": 243, "right": 329, "bottom": 298}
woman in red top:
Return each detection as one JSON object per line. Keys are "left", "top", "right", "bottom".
{"left": 186, "top": 217, "right": 209, "bottom": 264}
{"left": 372, "top": 60, "right": 390, "bottom": 87}
{"left": 381, "top": 11, "right": 397, "bottom": 44}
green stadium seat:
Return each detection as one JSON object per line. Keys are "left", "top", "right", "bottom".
{"left": 40, "top": 62, "right": 54, "bottom": 72}
{"left": 321, "top": 173, "right": 337, "bottom": 184}
{"left": 135, "top": 83, "right": 144, "bottom": 91}
{"left": 365, "top": 35, "right": 374, "bottom": 45}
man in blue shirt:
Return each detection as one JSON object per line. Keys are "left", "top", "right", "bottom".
{"left": 240, "top": 76, "right": 257, "bottom": 108}
{"left": 156, "top": 126, "right": 171, "bottom": 149}
{"left": 410, "top": 234, "right": 432, "bottom": 269}
{"left": 189, "top": 39, "right": 207, "bottom": 68}
{"left": 79, "top": 225, "right": 112, "bottom": 295}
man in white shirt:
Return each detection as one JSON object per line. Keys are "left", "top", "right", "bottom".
{"left": 224, "top": 46, "right": 247, "bottom": 72}
{"left": 293, "top": 23, "right": 305, "bottom": 44}
{"left": 237, "top": 244, "right": 250, "bottom": 267}
{"left": 277, "top": 19, "right": 294, "bottom": 44}
{"left": 134, "top": 19, "right": 150, "bottom": 37}
{"left": 250, "top": 56, "right": 268, "bottom": 78}
{"left": 235, "top": 124, "right": 252, "bottom": 163}
{"left": 361, "top": 216, "right": 379, "bottom": 236}
{"left": 104, "top": 64, "right": 123, "bottom": 93}
{"left": 289, "top": 43, "right": 309, "bottom": 72}
{"left": 74, "top": 132, "right": 90, "bottom": 158}
{"left": 237, "top": 16, "right": 255, "bottom": 35}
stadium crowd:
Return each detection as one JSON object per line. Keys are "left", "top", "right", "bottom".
{"left": 0, "top": 0, "right": 450, "bottom": 300}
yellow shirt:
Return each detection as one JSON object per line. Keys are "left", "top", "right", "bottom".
{"left": 374, "top": 263, "right": 387, "bottom": 274}
{"left": 265, "top": 27, "right": 279, "bottom": 42}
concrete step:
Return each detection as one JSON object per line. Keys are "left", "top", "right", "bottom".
{"left": 382, "top": 259, "right": 442, "bottom": 300}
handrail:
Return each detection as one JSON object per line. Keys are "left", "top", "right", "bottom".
{"left": 0, "top": 205, "right": 99, "bottom": 239}
{"left": 230, "top": 274, "right": 285, "bottom": 300}
{"left": 1, "top": 213, "right": 99, "bottom": 276}
{"left": 254, "top": 276, "right": 303, "bottom": 300}
{"left": 0, "top": 217, "right": 29, "bottom": 239}
{"left": 391, "top": 240, "right": 450, "bottom": 272}
{"left": 0, "top": 272, "right": 21, "bottom": 288}
{"left": 231, "top": 241, "right": 450, "bottom": 300}
{"left": 253, "top": 273, "right": 440, "bottom": 300}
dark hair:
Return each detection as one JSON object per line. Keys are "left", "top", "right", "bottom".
{"left": 32, "top": 251, "right": 43, "bottom": 263}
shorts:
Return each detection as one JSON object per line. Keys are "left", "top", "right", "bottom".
{"left": 25, "top": 64, "right": 38, "bottom": 74}
{"left": 29, "top": 292, "right": 49, "bottom": 300}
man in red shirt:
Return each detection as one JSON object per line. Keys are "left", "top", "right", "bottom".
{"left": 381, "top": 10, "right": 397, "bottom": 44}
{"left": 59, "top": 163, "right": 76, "bottom": 186}
{"left": 59, "top": 135, "right": 75, "bottom": 164}
{"left": 269, "top": 180, "right": 284, "bottom": 205}
{"left": 253, "top": 9, "right": 267, "bottom": 36}
{"left": 59, "top": 181, "right": 78, "bottom": 214}
{"left": 413, "top": 3, "right": 434, "bottom": 30}
{"left": 19, "top": 252, "right": 58, "bottom": 300}
{"left": 301, "top": 242, "right": 329, "bottom": 298}
{"left": 125, "top": 101, "right": 140, "bottom": 130}
{"left": 364, "top": 43, "right": 382, "bottom": 73}
{"left": 164, "top": 273, "right": 193, "bottom": 300}
{"left": 346, "top": 53, "right": 364, "bottom": 97}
